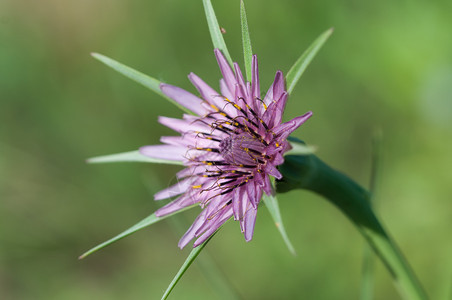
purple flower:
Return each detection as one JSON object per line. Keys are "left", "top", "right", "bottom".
{"left": 140, "top": 49, "right": 312, "bottom": 249}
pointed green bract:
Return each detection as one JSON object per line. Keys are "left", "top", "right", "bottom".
{"left": 286, "top": 136, "right": 316, "bottom": 155}
{"left": 203, "top": 0, "right": 233, "bottom": 67}
{"left": 161, "top": 233, "right": 216, "bottom": 300}
{"left": 262, "top": 193, "right": 296, "bottom": 256}
{"left": 78, "top": 206, "right": 195, "bottom": 259}
{"left": 86, "top": 150, "right": 184, "bottom": 165}
{"left": 286, "top": 28, "right": 333, "bottom": 94}
{"left": 285, "top": 142, "right": 316, "bottom": 156}
{"left": 240, "top": 0, "right": 253, "bottom": 82}
{"left": 91, "top": 53, "right": 192, "bottom": 114}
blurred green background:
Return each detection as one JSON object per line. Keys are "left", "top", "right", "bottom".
{"left": 1, "top": 0, "right": 451, "bottom": 299}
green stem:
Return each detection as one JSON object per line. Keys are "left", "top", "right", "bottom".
{"left": 277, "top": 154, "right": 428, "bottom": 300}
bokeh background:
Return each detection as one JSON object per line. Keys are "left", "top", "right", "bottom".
{"left": 1, "top": 0, "right": 451, "bottom": 299}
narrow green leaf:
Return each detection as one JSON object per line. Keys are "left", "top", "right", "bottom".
{"left": 161, "top": 233, "right": 216, "bottom": 300}
{"left": 164, "top": 214, "right": 240, "bottom": 299}
{"left": 78, "top": 205, "right": 195, "bottom": 259}
{"left": 240, "top": 0, "right": 252, "bottom": 82}
{"left": 91, "top": 53, "right": 192, "bottom": 114}
{"left": 278, "top": 154, "right": 428, "bottom": 300}
{"left": 360, "top": 130, "right": 383, "bottom": 300}
{"left": 86, "top": 150, "right": 184, "bottom": 166}
{"left": 286, "top": 28, "right": 333, "bottom": 94}
{"left": 202, "top": 0, "right": 233, "bottom": 67}
{"left": 263, "top": 193, "right": 296, "bottom": 256}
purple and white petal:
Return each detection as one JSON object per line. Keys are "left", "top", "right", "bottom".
{"left": 160, "top": 83, "right": 207, "bottom": 116}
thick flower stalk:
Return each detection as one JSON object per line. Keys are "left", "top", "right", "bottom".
{"left": 140, "top": 49, "right": 311, "bottom": 248}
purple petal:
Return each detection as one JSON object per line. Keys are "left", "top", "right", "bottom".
{"left": 264, "top": 163, "right": 282, "bottom": 180}
{"left": 160, "top": 136, "right": 186, "bottom": 146}
{"left": 243, "top": 206, "right": 258, "bottom": 242}
{"left": 139, "top": 145, "right": 187, "bottom": 161}
{"left": 193, "top": 207, "right": 233, "bottom": 247}
{"left": 262, "top": 91, "right": 288, "bottom": 129}
{"left": 214, "top": 49, "right": 236, "bottom": 97}
{"left": 158, "top": 116, "right": 210, "bottom": 133}
{"left": 155, "top": 194, "right": 199, "bottom": 217}
{"left": 232, "top": 186, "right": 244, "bottom": 221}
{"left": 234, "top": 62, "right": 248, "bottom": 98}
{"left": 246, "top": 180, "right": 258, "bottom": 209}
{"left": 178, "top": 208, "right": 208, "bottom": 249}
{"left": 154, "top": 178, "right": 194, "bottom": 200}
{"left": 272, "top": 71, "right": 285, "bottom": 102}
{"left": 261, "top": 173, "right": 273, "bottom": 195}
{"left": 262, "top": 70, "right": 286, "bottom": 111}
{"left": 251, "top": 55, "right": 260, "bottom": 107}
{"left": 188, "top": 72, "right": 223, "bottom": 110}
{"left": 160, "top": 83, "right": 207, "bottom": 116}
{"left": 273, "top": 111, "right": 313, "bottom": 140}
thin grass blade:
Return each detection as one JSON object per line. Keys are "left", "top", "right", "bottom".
{"left": 263, "top": 193, "right": 296, "bottom": 255}
{"left": 79, "top": 206, "right": 195, "bottom": 259}
{"left": 286, "top": 28, "right": 333, "bottom": 94}
{"left": 91, "top": 53, "right": 192, "bottom": 114}
{"left": 86, "top": 150, "right": 184, "bottom": 165}
{"left": 161, "top": 233, "right": 216, "bottom": 300}
{"left": 240, "top": 0, "right": 252, "bottom": 82}
{"left": 203, "top": 0, "right": 233, "bottom": 67}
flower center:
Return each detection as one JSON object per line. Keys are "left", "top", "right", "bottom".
{"left": 219, "top": 133, "right": 266, "bottom": 166}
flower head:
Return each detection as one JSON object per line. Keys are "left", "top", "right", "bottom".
{"left": 140, "top": 49, "right": 312, "bottom": 248}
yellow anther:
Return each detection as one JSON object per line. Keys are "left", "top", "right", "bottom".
{"left": 192, "top": 185, "right": 202, "bottom": 189}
